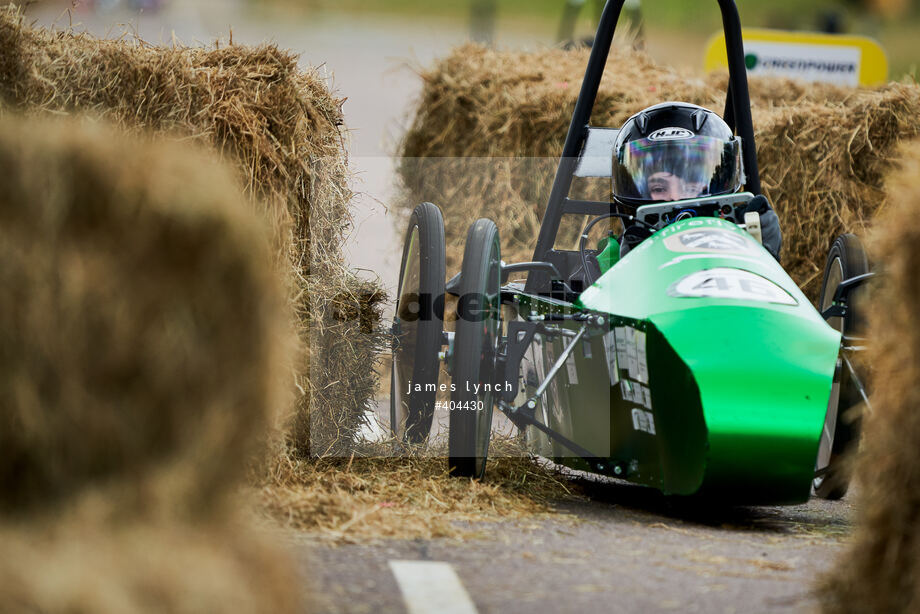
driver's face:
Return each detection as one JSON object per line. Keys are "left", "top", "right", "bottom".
{"left": 648, "top": 172, "right": 705, "bottom": 201}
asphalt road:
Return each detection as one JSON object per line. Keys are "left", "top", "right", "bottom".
{"left": 297, "top": 479, "right": 851, "bottom": 614}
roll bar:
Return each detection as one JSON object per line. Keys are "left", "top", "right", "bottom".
{"left": 528, "top": 0, "right": 759, "bottom": 290}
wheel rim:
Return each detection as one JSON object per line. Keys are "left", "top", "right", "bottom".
{"left": 815, "top": 255, "right": 843, "bottom": 482}
{"left": 392, "top": 227, "right": 420, "bottom": 440}
{"left": 814, "top": 250, "right": 853, "bottom": 492}
{"left": 821, "top": 257, "right": 845, "bottom": 333}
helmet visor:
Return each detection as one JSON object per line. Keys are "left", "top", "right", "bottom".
{"left": 613, "top": 135, "right": 742, "bottom": 202}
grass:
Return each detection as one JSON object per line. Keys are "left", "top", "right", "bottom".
{"left": 248, "top": 0, "right": 918, "bottom": 78}
{"left": 248, "top": 0, "right": 916, "bottom": 31}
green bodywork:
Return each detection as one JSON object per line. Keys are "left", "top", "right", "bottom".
{"left": 520, "top": 218, "right": 840, "bottom": 504}
{"left": 596, "top": 235, "right": 621, "bottom": 275}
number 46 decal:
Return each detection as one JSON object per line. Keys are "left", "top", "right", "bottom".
{"left": 668, "top": 268, "right": 797, "bottom": 305}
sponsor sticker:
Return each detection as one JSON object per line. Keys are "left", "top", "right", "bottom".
{"left": 613, "top": 326, "right": 649, "bottom": 385}
{"left": 742, "top": 41, "right": 861, "bottom": 86}
{"left": 641, "top": 384, "right": 653, "bottom": 410}
{"left": 631, "top": 408, "right": 657, "bottom": 435}
{"left": 625, "top": 333, "right": 639, "bottom": 382}
{"left": 663, "top": 228, "right": 753, "bottom": 254}
{"left": 603, "top": 331, "right": 620, "bottom": 386}
{"left": 635, "top": 330, "right": 649, "bottom": 384}
{"left": 620, "top": 379, "right": 652, "bottom": 410}
{"left": 615, "top": 326, "right": 629, "bottom": 368}
{"left": 704, "top": 29, "right": 888, "bottom": 87}
{"left": 620, "top": 380, "right": 637, "bottom": 404}
{"left": 648, "top": 127, "right": 693, "bottom": 141}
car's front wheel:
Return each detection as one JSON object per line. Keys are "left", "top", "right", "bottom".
{"left": 814, "top": 233, "right": 869, "bottom": 500}
{"left": 448, "top": 218, "right": 501, "bottom": 479}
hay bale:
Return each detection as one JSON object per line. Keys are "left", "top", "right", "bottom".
{"left": 400, "top": 44, "right": 854, "bottom": 162}
{"left": 0, "top": 113, "right": 300, "bottom": 611}
{"left": 0, "top": 514, "right": 300, "bottom": 614}
{"left": 298, "top": 278, "right": 387, "bottom": 456}
{"left": 0, "top": 4, "right": 384, "bottom": 456}
{"left": 0, "top": 114, "right": 288, "bottom": 517}
{"left": 399, "top": 43, "right": 920, "bottom": 296}
{"left": 819, "top": 140, "right": 920, "bottom": 613}
{"left": 754, "top": 85, "right": 920, "bottom": 294}
{"left": 401, "top": 44, "right": 714, "bottom": 163}
{"left": 0, "top": 113, "right": 300, "bottom": 612}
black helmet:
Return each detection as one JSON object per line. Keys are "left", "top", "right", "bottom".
{"left": 611, "top": 102, "right": 743, "bottom": 206}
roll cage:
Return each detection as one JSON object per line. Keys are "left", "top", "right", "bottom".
{"left": 525, "top": 0, "right": 761, "bottom": 294}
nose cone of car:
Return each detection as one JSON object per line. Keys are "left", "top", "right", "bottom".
{"left": 577, "top": 218, "right": 840, "bottom": 503}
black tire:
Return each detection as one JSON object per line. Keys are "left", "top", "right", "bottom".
{"left": 448, "top": 219, "right": 501, "bottom": 478}
{"left": 390, "top": 203, "right": 446, "bottom": 444}
{"left": 813, "top": 234, "right": 868, "bottom": 499}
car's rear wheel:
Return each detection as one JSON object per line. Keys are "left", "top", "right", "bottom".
{"left": 814, "top": 233, "right": 868, "bottom": 500}
{"left": 448, "top": 219, "right": 501, "bottom": 478}
{"left": 390, "top": 203, "right": 446, "bottom": 444}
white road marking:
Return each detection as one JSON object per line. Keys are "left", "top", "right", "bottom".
{"left": 388, "top": 560, "right": 479, "bottom": 614}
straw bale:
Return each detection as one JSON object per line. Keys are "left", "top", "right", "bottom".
{"left": 399, "top": 43, "right": 920, "bottom": 296}
{"left": 0, "top": 5, "right": 385, "bottom": 455}
{"left": 0, "top": 5, "right": 383, "bottom": 458}
{"left": 400, "top": 44, "right": 854, "bottom": 162}
{"left": 0, "top": 109, "right": 300, "bottom": 613}
{"left": 0, "top": 512, "right": 300, "bottom": 614}
{"left": 819, "top": 140, "right": 920, "bottom": 613}
{"left": 754, "top": 84, "right": 920, "bottom": 294}
{"left": 401, "top": 44, "right": 714, "bottom": 163}
{"left": 0, "top": 114, "right": 289, "bottom": 517}
{"left": 298, "top": 278, "right": 387, "bottom": 457}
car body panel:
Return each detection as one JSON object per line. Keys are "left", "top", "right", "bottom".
{"left": 519, "top": 218, "right": 840, "bottom": 504}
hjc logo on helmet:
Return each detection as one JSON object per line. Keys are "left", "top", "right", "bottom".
{"left": 648, "top": 127, "right": 694, "bottom": 141}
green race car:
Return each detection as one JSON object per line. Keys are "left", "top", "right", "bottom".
{"left": 390, "top": 0, "right": 871, "bottom": 505}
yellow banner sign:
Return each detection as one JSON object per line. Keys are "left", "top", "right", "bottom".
{"left": 704, "top": 28, "right": 888, "bottom": 87}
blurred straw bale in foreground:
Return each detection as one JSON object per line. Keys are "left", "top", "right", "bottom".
{"left": 0, "top": 513, "right": 299, "bottom": 614}
{"left": 820, "top": 139, "right": 920, "bottom": 613}
{"left": 0, "top": 4, "right": 386, "bottom": 457}
{"left": 0, "top": 114, "right": 299, "bottom": 611}
{"left": 0, "top": 116, "right": 287, "bottom": 518}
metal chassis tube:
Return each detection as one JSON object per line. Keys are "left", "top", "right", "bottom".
{"left": 497, "top": 323, "right": 600, "bottom": 460}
